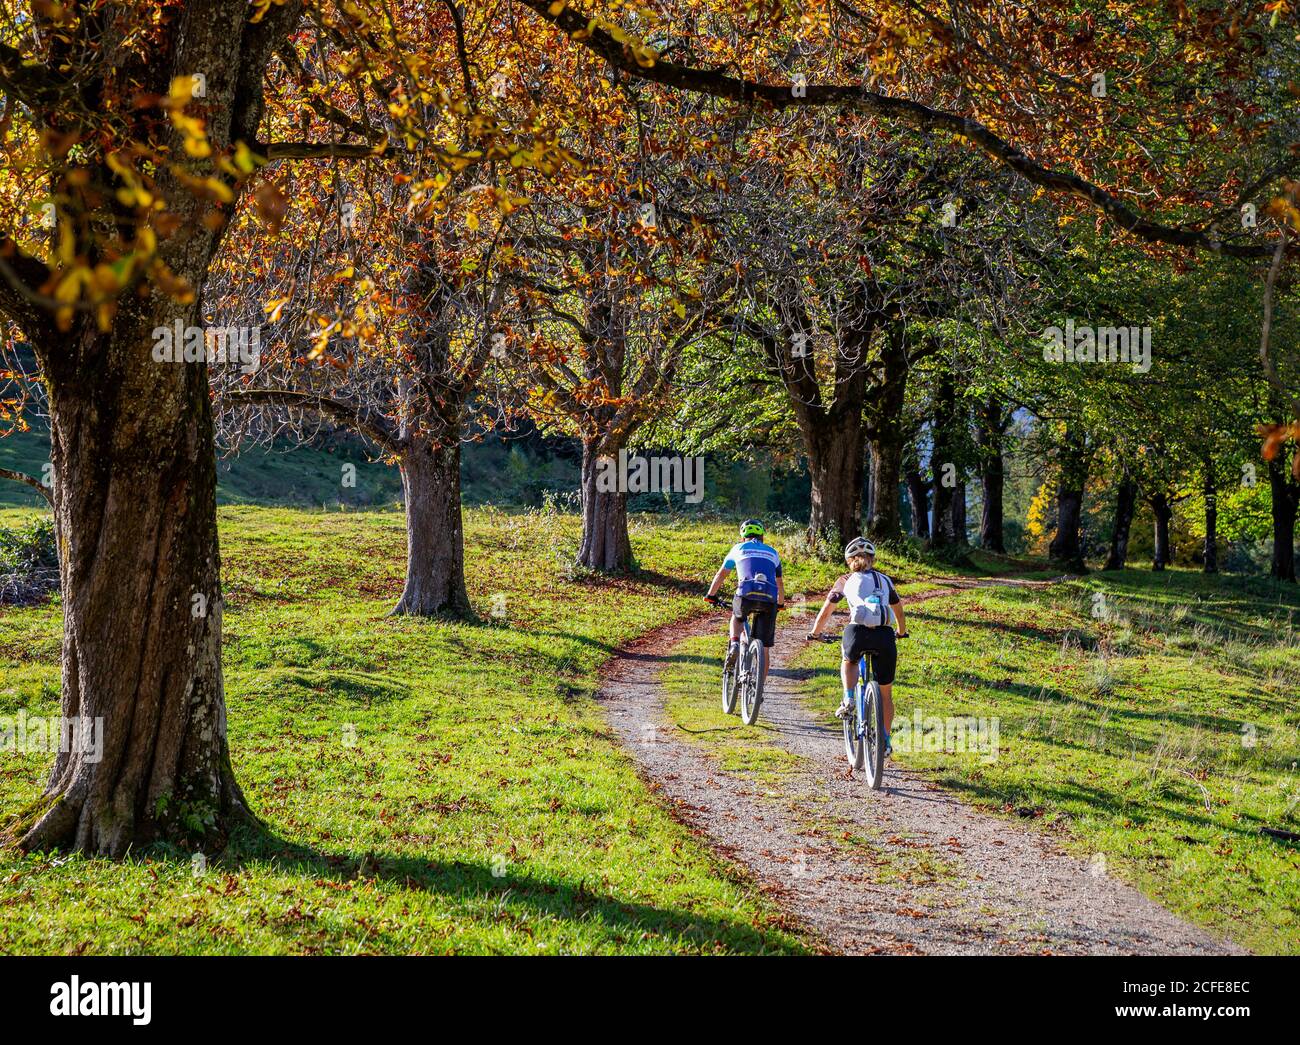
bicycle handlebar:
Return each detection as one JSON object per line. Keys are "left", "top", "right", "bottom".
{"left": 705, "top": 594, "right": 787, "bottom": 610}
{"left": 805, "top": 631, "right": 910, "bottom": 641}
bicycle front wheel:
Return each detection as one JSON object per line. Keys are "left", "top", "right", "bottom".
{"left": 862, "top": 680, "right": 886, "bottom": 789}
{"left": 843, "top": 685, "right": 866, "bottom": 769}
{"left": 739, "top": 642, "right": 765, "bottom": 725}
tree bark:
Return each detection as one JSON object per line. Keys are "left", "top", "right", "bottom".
{"left": 13, "top": 318, "right": 249, "bottom": 855}
{"left": 1151, "top": 492, "right": 1174, "bottom": 571}
{"left": 863, "top": 327, "right": 910, "bottom": 543}
{"left": 951, "top": 480, "right": 968, "bottom": 545}
{"left": 975, "top": 398, "right": 1006, "bottom": 552}
{"left": 392, "top": 437, "right": 472, "bottom": 616}
{"left": 1102, "top": 473, "right": 1138, "bottom": 571}
{"left": 745, "top": 283, "right": 876, "bottom": 552}
{"left": 866, "top": 428, "right": 904, "bottom": 543}
{"left": 1203, "top": 466, "right": 1218, "bottom": 575}
{"left": 1, "top": 0, "right": 302, "bottom": 855}
{"left": 905, "top": 465, "right": 930, "bottom": 540}
{"left": 1268, "top": 456, "right": 1299, "bottom": 582}
{"left": 578, "top": 438, "right": 634, "bottom": 572}
{"left": 863, "top": 444, "right": 875, "bottom": 526}
{"left": 1048, "top": 427, "right": 1089, "bottom": 572}
{"left": 804, "top": 414, "right": 865, "bottom": 547}
{"left": 929, "top": 372, "right": 960, "bottom": 549}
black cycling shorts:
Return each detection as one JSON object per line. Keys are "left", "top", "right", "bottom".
{"left": 842, "top": 623, "right": 897, "bottom": 685}
{"left": 733, "top": 594, "right": 777, "bottom": 648}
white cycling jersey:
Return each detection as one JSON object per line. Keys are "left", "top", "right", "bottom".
{"left": 833, "top": 569, "right": 899, "bottom": 628}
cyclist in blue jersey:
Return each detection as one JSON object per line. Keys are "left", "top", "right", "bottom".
{"left": 704, "top": 519, "right": 785, "bottom": 684}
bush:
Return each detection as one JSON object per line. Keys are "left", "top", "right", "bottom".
{"left": 0, "top": 516, "right": 59, "bottom": 605}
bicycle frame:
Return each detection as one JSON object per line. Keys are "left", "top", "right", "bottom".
{"left": 854, "top": 654, "right": 871, "bottom": 741}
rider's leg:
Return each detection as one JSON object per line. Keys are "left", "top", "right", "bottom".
{"left": 841, "top": 656, "right": 859, "bottom": 692}
{"left": 880, "top": 682, "right": 895, "bottom": 736}
{"left": 839, "top": 656, "right": 860, "bottom": 709}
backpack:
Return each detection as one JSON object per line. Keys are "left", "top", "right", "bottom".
{"left": 848, "top": 570, "right": 895, "bottom": 629}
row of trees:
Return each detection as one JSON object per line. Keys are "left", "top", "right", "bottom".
{"left": 1, "top": 0, "right": 1297, "bottom": 855}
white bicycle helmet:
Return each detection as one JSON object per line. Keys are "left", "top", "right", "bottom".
{"left": 843, "top": 536, "right": 875, "bottom": 562}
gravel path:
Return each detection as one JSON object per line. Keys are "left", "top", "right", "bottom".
{"left": 599, "top": 582, "right": 1245, "bottom": 955}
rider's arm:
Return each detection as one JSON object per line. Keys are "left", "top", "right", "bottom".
{"left": 808, "top": 575, "right": 846, "bottom": 636}
{"left": 808, "top": 592, "right": 838, "bottom": 636}
{"left": 886, "top": 577, "right": 907, "bottom": 636}
{"left": 776, "top": 574, "right": 786, "bottom": 607}
{"left": 705, "top": 564, "right": 731, "bottom": 599}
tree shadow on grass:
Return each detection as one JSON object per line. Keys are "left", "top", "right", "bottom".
{"left": 203, "top": 824, "right": 803, "bottom": 955}
{"left": 929, "top": 771, "right": 1283, "bottom": 848}
{"left": 250, "top": 665, "right": 412, "bottom": 708}
{"left": 949, "top": 671, "right": 1265, "bottom": 738}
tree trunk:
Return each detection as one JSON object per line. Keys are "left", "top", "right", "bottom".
{"left": 929, "top": 372, "right": 960, "bottom": 550}
{"left": 866, "top": 428, "right": 904, "bottom": 543}
{"left": 1102, "top": 473, "right": 1138, "bottom": 571}
{"left": 952, "top": 480, "right": 968, "bottom": 545}
{"left": 1048, "top": 428, "right": 1089, "bottom": 572}
{"left": 578, "top": 439, "right": 634, "bottom": 572}
{"left": 1151, "top": 492, "right": 1174, "bottom": 571}
{"left": 13, "top": 320, "right": 249, "bottom": 856}
{"left": 862, "top": 327, "right": 910, "bottom": 543}
{"left": 905, "top": 465, "right": 930, "bottom": 540}
{"left": 1203, "top": 467, "right": 1219, "bottom": 575}
{"left": 0, "top": 0, "right": 304, "bottom": 857}
{"left": 1268, "top": 456, "right": 1299, "bottom": 582}
{"left": 976, "top": 399, "right": 1006, "bottom": 552}
{"left": 1050, "top": 487, "right": 1086, "bottom": 570}
{"left": 863, "top": 443, "right": 875, "bottom": 527}
{"left": 805, "top": 415, "right": 865, "bottom": 547}
{"left": 392, "top": 437, "right": 472, "bottom": 616}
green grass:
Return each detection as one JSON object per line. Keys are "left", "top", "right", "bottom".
{"left": 0, "top": 504, "right": 849, "bottom": 954}
{"left": 8, "top": 500, "right": 1299, "bottom": 954}
{"left": 797, "top": 568, "right": 1300, "bottom": 954}
{"left": 658, "top": 635, "right": 803, "bottom": 780}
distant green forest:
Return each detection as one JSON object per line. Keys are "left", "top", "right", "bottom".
{"left": 0, "top": 421, "right": 831, "bottom": 521}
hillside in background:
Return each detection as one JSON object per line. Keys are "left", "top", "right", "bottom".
{"left": 0, "top": 422, "right": 828, "bottom": 523}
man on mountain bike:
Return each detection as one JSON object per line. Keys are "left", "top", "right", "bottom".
{"left": 705, "top": 519, "right": 785, "bottom": 684}
{"left": 806, "top": 537, "right": 908, "bottom": 757}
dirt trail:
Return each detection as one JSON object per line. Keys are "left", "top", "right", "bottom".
{"left": 599, "top": 581, "right": 1244, "bottom": 955}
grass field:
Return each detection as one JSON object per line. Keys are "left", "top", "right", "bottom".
{"left": 798, "top": 572, "right": 1300, "bottom": 954}
{"left": 4, "top": 501, "right": 1299, "bottom": 954}
{"left": 0, "top": 504, "right": 846, "bottom": 954}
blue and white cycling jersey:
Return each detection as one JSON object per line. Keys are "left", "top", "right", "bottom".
{"left": 723, "top": 539, "right": 783, "bottom": 602}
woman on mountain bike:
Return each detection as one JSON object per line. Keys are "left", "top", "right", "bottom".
{"left": 806, "top": 537, "right": 908, "bottom": 756}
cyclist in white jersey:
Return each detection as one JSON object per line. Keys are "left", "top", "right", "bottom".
{"left": 806, "top": 537, "right": 908, "bottom": 757}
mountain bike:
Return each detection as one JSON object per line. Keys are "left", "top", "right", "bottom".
{"left": 709, "top": 596, "right": 766, "bottom": 726}
{"left": 811, "top": 633, "right": 908, "bottom": 789}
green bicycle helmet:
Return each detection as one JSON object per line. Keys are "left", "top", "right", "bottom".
{"left": 739, "top": 519, "right": 765, "bottom": 540}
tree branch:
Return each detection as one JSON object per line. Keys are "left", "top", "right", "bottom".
{"left": 220, "top": 388, "right": 406, "bottom": 455}
{"left": 259, "top": 140, "right": 385, "bottom": 160}
{"left": 0, "top": 467, "right": 53, "bottom": 506}
{"left": 514, "top": 0, "right": 1295, "bottom": 259}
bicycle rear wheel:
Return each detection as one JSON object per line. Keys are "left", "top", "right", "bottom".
{"left": 721, "top": 646, "right": 738, "bottom": 715}
{"left": 862, "top": 680, "right": 886, "bottom": 789}
{"left": 739, "top": 641, "right": 765, "bottom": 725}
